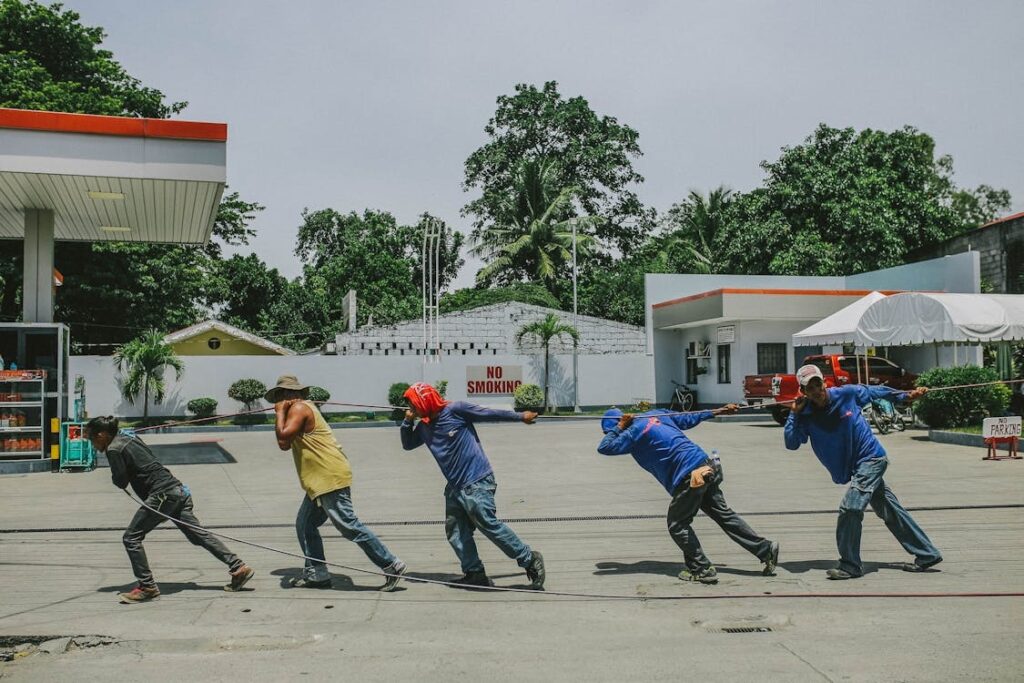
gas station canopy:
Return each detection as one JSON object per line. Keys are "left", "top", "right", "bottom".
{"left": 0, "top": 108, "right": 228, "bottom": 324}
{"left": 0, "top": 107, "right": 226, "bottom": 244}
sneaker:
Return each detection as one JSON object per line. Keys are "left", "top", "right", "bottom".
{"left": 452, "top": 571, "right": 494, "bottom": 588}
{"left": 762, "top": 541, "right": 780, "bottom": 577}
{"left": 525, "top": 550, "right": 546, "bottom": 590}
{"left": 826, "top": 568, "right": 860, "bottom": 580}
{"left": 379, "top": 560, "right": 407, "bottom": 592}
{"left": 678, "top": 566, "right": 718, "bottom": 584}
{"left": 118, "top": 584, "right": 160, "bottom": 604}
{"left": 287, "top": 575, "right": 332, "bottom": 589}
{"left": 901, "top": 557, "right": 943, "bottom": 573}
{"left": 225, "top": 564, "right": 255, "bottom": 592}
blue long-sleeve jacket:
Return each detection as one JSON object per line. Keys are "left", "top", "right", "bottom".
{"left": 400, "top": 401, "right": 523, "bottom": 489}
{"left": 597, "top": 409, "right": 716, "bottom": 494}
{"left": 784, "top": 384, "right": 908, "bottom": 484}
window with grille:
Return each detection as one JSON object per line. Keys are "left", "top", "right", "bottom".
{"left": 757, "top": 343, "right": 788, "bottom": 374}
{"left": 717, "top": 345, "right": 731, "bottom": 384}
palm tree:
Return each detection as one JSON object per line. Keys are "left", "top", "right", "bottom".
{"left": 113, "top": 330, "right": 185, "bottom": 419}
{"left": 659, "top": 186, "right": 734, "bottom": 274}
{"left": 471, "top": 158, "right": 599, "bottom": 290}
{"left": 515, "top": 313, "right": 580, "bottom": 411}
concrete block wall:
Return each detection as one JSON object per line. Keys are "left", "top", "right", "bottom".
{"left": 336, "top": 302, "right": 645, "bottom": 356}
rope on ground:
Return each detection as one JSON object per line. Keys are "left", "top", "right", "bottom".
{"left": 123, "top": 491, "right": 1024, "bottom": 603}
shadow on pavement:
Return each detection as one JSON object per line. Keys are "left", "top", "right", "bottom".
{"left": 269, "top": 567, "right": 385, "bottom": 592}
{"left": 97, "top": 581, "right": 229, "bottom": 596}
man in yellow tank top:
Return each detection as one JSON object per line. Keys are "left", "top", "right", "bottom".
{"left": 268, "top": 375, "right": 406, "bottom": 591}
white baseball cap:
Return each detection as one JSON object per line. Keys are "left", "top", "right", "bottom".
{"left": 796, "top": 364, "right": 825, "bottom": 387}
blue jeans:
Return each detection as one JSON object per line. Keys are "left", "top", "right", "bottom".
{"left": 837, "top": 457, "right": 942, "bottom": 576}
{"left": 444, "top": 474, "right": 532, "bottom": 574}
{"left": 295, "top": 487, "right": 397, "bottom": 581}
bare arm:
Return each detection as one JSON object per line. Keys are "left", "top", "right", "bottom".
{"left": 275, "top": 400, "right": 312, "bottom": 450}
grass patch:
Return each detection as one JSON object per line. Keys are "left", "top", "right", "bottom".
{"left": 946, "top": 425, "right": 984, "bottom": 434}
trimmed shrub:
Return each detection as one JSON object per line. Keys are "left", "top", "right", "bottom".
{"left": 514, "top": 383, "right": 545, "bottom": 412}
{"left": 228, "top": 378, "right": 266, "bottom": 410}
{"left": 308, "top": 386, "right": 330, "bottom": 403}
{"left": 388, "top": 382, "right": 412, "bottom": 422}
{"left": 186, "top": 397, "right": 218, "bottom": 418}
{"left": 388, "top": 382, "right": 411, "bottom": 408}
{"left": 914, "top": 365, "right": 1011, "bottom": 429}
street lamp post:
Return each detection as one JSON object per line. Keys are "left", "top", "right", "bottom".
{"left": 572, "top": 218, "right": 580, "bottom": 413}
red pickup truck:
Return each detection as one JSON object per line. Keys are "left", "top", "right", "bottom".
{"left": 743, "top": 354, "right": 917, "bottom": 425}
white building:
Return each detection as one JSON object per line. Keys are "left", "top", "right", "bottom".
{"left": 645, "top": 252, "right": 980, "bottom": 406}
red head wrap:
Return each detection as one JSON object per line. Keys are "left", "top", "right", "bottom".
{"left": 403, "top": 382, "right": 447, "bottom": 423}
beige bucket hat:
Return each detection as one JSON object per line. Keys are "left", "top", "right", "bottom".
{"left": 264, "top": 374, "right": 310, "bottom": 403}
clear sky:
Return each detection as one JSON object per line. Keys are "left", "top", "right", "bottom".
{"left": 73, "top": 0, "right": 1024, "bottom": 288}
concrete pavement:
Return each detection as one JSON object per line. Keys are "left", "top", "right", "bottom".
{"left": 1, "top": 419, "right": 1022, "bottom": 681}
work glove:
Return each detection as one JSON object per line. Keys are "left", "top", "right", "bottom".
{"left": 689, "top": 465, "right": 714, "bottom": 488}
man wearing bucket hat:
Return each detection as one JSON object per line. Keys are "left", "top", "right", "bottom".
{"left": 269, "top": 375, "right": 407, "bottom": 591}
{"left": 597, "top": 405, "right": 778, "bottom": 584}
{"left": 784, "top": 364, "right": 940, "bottom": 580}
{"left": 399, "top": 382, "right": 545, "bottom": 589}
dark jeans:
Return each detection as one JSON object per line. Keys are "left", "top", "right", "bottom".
{"left": 444, "top": 474, "right": 532, "bottom": 574}
{"left": 124, "top": 486, "right": 243, "bottom": 588}
{"left": 295, "top": 487, "right": 398, "bottom": 581}
{"left": 837, "top": 457, "right": 942, "bottom": 576}
{"left": 666, "top": 462, "right": 772, "bottom": 572}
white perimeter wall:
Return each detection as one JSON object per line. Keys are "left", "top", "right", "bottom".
{"left": 71, "top": 353, "right": 654, "bottom": 418}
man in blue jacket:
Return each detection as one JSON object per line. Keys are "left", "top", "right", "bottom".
{"left": 399, "top": 383, "right": 545, "bottom": 589}
{"left": 784, "top": 364, "right": 941, "bottom": 580}
{"left": 598, "top": 405, "right": 779, "bottom": 585}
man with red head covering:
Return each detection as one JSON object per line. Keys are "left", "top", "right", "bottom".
{"left": 400, "top": 383, "right": 545, "bottom": 589}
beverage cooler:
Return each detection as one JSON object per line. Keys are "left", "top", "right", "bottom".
{"left": 0, "top": 324, "right": 69, "bottom": 468}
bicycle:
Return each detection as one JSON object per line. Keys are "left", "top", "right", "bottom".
{"left": 866, "top": 396, "right": 906, "bottom": 434}
{"left": 670, "top": 380, "right": 695, "bottom": 412}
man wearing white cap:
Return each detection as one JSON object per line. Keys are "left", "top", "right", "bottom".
{"left": 784, "top": 364, "right": 941, "bottom": 580}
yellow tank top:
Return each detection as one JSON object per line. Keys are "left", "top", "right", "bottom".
{"left": 291, "top": 402, "right": 353, "bottom": 500}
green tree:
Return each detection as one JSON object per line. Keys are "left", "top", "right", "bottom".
{"left": 0, "top": 0, "right": 185, "bottom": 117}
{"left": 471, "top": 158, "right": 599, "bottom": 294}
{"left": 464, "top": 81, "right": 649, "bottom": 256}
{"left": 295, "top": 209, "right": 464, "bottom": 328}
{"left": 113, "top": 330, "right": 184, "bottom": 419}
{"left": 950, "top": 185, "right": 1013, "bottom": 229}
{"left": 713, "top": 124, "right": 1010, "bottom": 276}
{"left": 659, "top": 186, "right": 736, "bottom": 274}
{"left": 515, "top": 313, "right": 579, "bottom": 411}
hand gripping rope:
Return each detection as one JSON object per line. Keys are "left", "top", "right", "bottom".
{"left": 123, "top": 490, "right": 1024, "bottom": 602}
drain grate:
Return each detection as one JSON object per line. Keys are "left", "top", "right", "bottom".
{"left": 719, "top": 626, "right": 773, "bottom": 634}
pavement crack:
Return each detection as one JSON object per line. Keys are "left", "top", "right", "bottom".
{"left": 778, "top": 643, "right": 833, "bottom": 682}
{"left": 190, "top": 599, "right": 214, "bottom": 626}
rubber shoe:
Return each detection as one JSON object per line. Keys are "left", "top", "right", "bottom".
{"left": 452, "top": 571, "right": 494, "bottom": 588}
{"left": 525, "top": 550, "right": 546, "bottom": 590}
{"left": 901, "top": 557, "right": 943, "bottom": 573}
{"left": 678, "top": 566, "right": 718, "bottom": 584}
{"left": 762, "top": 541, "right": 780, "bottom": 577}
{"left": 119, "top": 585, "right": 160, "bottom": 604}
{"left": 287, "top": 576, "right": 332, "bottom": 589}
{"left": 379, "top": 560, "right": 407, "bottom": 592}
{"left": 826, "top": 568, "right": 859, "bottom": 580}
{"left": 225, "top": 564, "right": 255, "bottom": 592}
